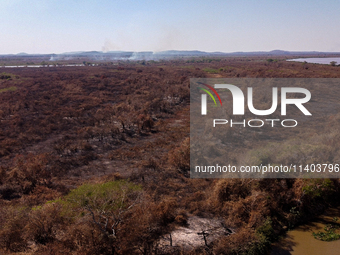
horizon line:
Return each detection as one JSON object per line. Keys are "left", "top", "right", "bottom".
{"left": 2, "top": 49, "right": 340, "bottom": 56}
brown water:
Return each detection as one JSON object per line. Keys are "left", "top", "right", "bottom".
{"left": 271, "top": 207, "right": 340, "bottom": 255}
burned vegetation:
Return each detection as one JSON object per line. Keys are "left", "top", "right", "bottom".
{"left": 1, "top": 57, "right": 340, "bottom": 254}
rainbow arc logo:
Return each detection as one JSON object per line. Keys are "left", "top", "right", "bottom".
{"left": 197, "top": 82, "right": 222, "bottom": 115}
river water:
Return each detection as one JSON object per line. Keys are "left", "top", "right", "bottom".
{"left": 287, "top": 58, "right": 340, "bottom": 65}
{"left": 271, "top": 207, "right": 340, "bottom": 255}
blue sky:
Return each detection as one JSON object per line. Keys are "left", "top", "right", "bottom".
{"left": 0, "top": 0, "right": 339, "bottom": 54}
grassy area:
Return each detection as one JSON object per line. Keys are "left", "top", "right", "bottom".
{"left": 203, "top": 67, "right": 219, "bottom": 73}
{"left": 0, "top": 86, "right": 17, "bottom": 93}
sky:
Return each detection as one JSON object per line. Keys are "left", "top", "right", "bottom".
{"left": 0, "top": 0, "right": 340, "bottom": 54}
